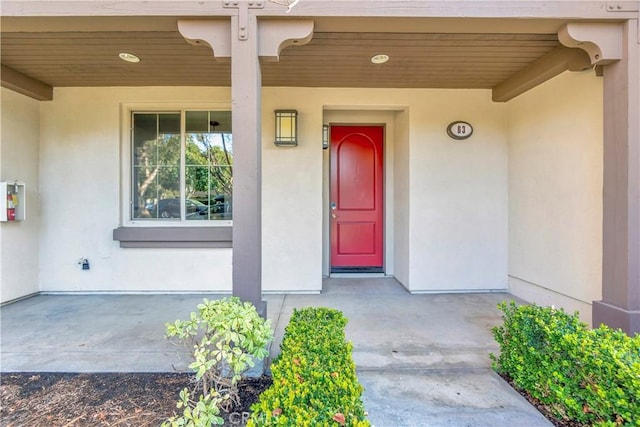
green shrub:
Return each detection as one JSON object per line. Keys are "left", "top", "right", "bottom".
{"left": 163, "top": 297, "right": 273, "bottom": 427}
{"left": 248, "top": 307, "right": 370, "bottom": 426}
{"left": 491, "top": 301, "right": 640, "bottom": 426}
{"left": 162, "top": 388, "right": 226, "bottom": 427}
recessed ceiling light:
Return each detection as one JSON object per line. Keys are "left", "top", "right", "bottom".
{"left": 118, "top": 52, "right": 140, "bottom": 63}
{"left": 371, "top": 54, "right": 389, "bottom": 64}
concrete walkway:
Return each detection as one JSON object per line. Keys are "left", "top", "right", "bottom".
{"left": 1, "top": 278, "right": 551, "bottom": 427}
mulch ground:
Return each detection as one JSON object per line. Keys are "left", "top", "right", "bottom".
{"left": 0, "top": 372, "right": 271, "bottom": 427}
{"left": 0, "top": 371, "right": 584, "bottom": 427}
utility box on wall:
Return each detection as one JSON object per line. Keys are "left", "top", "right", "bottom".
{"left": 1, "top": 181, "right": 26, "bottom": 222}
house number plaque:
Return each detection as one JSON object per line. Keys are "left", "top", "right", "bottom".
{"left": 446, "top": 121, "right": 473, "bottom": 140}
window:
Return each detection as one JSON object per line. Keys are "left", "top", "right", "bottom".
{"left": 131, "top": 110, "right": 233, "bottom": 222}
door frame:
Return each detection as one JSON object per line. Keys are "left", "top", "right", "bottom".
{"left": 322, "top": 111, "right": 396, "bottom": 278}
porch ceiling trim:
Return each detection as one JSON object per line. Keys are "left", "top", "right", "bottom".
{"left": 1, "top": 1, "right": 638, "bottom": 19}
{"left": 1, "top": 3, "right": 636, "bottom": 101}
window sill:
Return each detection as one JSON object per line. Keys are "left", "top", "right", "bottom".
{"left": 113, "top": 226, "right": 232, "bottom": 248}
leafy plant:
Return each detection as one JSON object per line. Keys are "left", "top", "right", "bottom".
{"left": 491, "top": 301, "right": 640, "bottom": 426}
{"left": 163, "top": 297, "right": 273, "bottom": 426}
{"left": 248, "top": 307, "right": 369, "bottom": 426}
{"left": 163, "top": 388, "right": 225, "bottom": 427}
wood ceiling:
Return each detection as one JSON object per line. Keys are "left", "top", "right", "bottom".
{"left": 0, "top": 29, "right": 560, "bottom": 89}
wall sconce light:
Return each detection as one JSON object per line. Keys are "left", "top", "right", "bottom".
{"left": 322, "top": 124, "right": 329, "bottom": 149}
{"left": 274, "top": 110, "right": 298, "bottom": 147}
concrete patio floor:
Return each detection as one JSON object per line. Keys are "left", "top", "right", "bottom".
{"left": 1, "top": 278, "right": 552, "bottom": 426}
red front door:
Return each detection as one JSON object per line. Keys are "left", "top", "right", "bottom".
{"left": 330, "top": 125, "right": 384, "bottom": 272}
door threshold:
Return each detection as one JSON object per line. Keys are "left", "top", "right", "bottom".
{"left": 331, "top": 267, "right": 384, "bottom": 273}
{"left": 329, "top": 273, "right": 387, "bottom": 278}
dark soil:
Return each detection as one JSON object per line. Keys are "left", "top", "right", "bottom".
{"left": 0, "top": 372, "right": 271, "bottom": 427}
{"left": 497, "top": 372, "right": 585, "bottom": 427}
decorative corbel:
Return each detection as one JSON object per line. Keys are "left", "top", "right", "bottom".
{"left": 259, "top": 20, "right": 314, "bottom": 62}
{"left": 178, "top": 19, "right": 232, "bottom": 59}
{"left": 558, "top": 22, "right": 623, "bottom": 65}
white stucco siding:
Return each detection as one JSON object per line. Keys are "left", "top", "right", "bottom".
{"left": 270, "top": 87, "right": 508, "bottom": 293}
{"left": 0, "top": 88, "right": 41, "bottom": 302}
{"left": 408, "top": 91, "right": 508, "bottom": 292}
{"left": 31, "top": 86, "right": 509, "bottom": 295}
{"left": 262, "top": 90, "right": 324, "bottom": 292}
{"left": 392, "top": 109, "right": 411, "bottom": 287}
{"left": 507, "top": 70, "right": 603, "bottom": 324}
{"left": 38, "top": 87, "right": 233, "bottom": 293}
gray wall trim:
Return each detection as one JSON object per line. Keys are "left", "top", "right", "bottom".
{"left": 593, "top": 300, "right": 640, "bottom": 335}
{"left": 1, "top": 292, "right": 41, "bottom": 306}
{"left": 113, "top": 226, "right": 232, "bottom": 248}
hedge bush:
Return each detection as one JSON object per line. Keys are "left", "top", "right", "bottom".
{"left": 491, "top": 301, "right": 640, "bottom": 426}
{"left": 248, "top": 307, "right": 369, "bottom": 426}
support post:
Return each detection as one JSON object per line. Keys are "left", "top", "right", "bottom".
{"left": 594, "top": 19, "right": 640, "bottom": 335}
{"left": 229, "top": 4, "right": 265, "bottom": 317}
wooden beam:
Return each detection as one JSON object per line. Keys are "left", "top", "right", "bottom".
{"left": 492, "top": 46, "right": 590, "bottom": 102}
{"left": 1, "top": 65, "right": 52, "bottom": 101}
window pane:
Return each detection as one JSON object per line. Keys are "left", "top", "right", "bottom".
{"left": 186, "top": 119, "right": 233, "bottom": 221}
{"left": 132, "top": 113, "right": 162, "bottom": 218}
{"left": 186, "top": 111, "right": 209, "bottom": 133}
{"left": 210, "top": 167, "right": 232, "bottom": 220}
{"left": 157, "top": 133, "right": 180, "bottom": 167}
{"left": 156, "top": 166, "right": 181, "bottom": 219}
{"left": 209, "top": 111, "right": 232, "bottom": 133}
{"left": 214, "top": 133, "right": 233, "bottom": 166}
{"left": 185, "top": 165, "right": 210, "bottom": 220}
{"left": 133, "top": 113, "right": 159, "bottom": 166}
{"left": 158, "top": 113, "right": 180, "bottom": 134}
{"left": 132, "top": 113, "right": 180, "bottom": 220}
{"left": 132, "top": 169, "right": 157, "bottom": 219}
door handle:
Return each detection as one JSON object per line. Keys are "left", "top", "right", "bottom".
{"left": 331, "top": 213, "right": 338, "bottom": 219}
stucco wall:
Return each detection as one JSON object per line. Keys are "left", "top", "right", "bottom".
{"left": 507, "top": 70, "right": 603, "bottom": 324}
{"left": 26, "top": 86, "right": 508, "bottom": 295}
{"left": 0, "top": 88, "right": 41, "bottom": 302}
{"left": 39, "top": 87, "right": 233, "bottom": 293}
{"left": 262, "top": 89, "right": 324, "bottom": 292}
{"left": 264, "top": 88, "right": 508, "bottom": 293}
{"left": 392, "top": 109, "right": 411, "bottom": 287}
{"left": 408, "top": 91, "right": 508, "bottom": 292}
